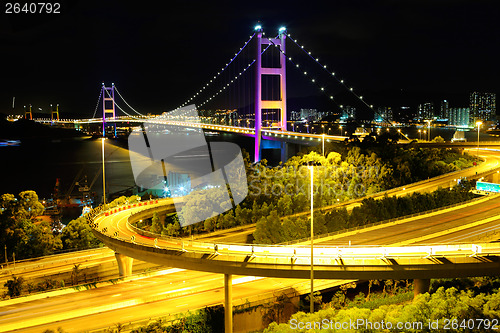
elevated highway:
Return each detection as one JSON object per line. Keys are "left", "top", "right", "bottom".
{"left": 86, "top": 146, "right": 500, "bottom": 331}
{"left": 91, "top": 196, "right": 500, "bottom": 281}
{"left": 90, "top": 194, "right": 500, "bottom": 332}
{"left": 4, "top": 142, "right": 500, "bottom": 332}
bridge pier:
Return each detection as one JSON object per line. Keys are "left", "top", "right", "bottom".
{"left": 224, "top": 273, "right": 233, "bottom": 333}
{"left": 280, "top": 141, "right": 288, "bottom": 163}
{"left": 413, "top": 278, "right": 430, "bottom": 296}
{"left": 115, "top": 252, "right": 134, "bottom": 277}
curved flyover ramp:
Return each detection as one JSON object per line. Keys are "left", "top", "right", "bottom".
{"left": 89, "top": 198, "right": 500, "bottom": 281}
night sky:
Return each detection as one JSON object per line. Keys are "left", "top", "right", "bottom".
{"left": 1, "top": 0, "right": 499, "bottom": 117}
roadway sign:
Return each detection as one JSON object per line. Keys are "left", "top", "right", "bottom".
{"left": 476, "top": 181, "right": 500, "bottom": 193}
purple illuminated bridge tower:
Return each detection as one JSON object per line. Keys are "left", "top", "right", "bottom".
{"left": 102, "top": 83, "right": 116, "bottom": 137}
{"left": 254, "top": 26, "right": 288, "bottom": 162}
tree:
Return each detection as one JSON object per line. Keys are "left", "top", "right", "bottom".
{"left": 253, "top": 211, "right": 284, "bottom": 244}
{"left": 4, "top": 275, "right": 24, "bottom": 297}
{"left": 178, "top": 188, "right": 231, "bottom": 227}
{"left": 61, "top": 217, "right": 100, "bottom": 250}
{"left": 234, "top": 205, "right": 252, "bottom": 225}
{"left": 276, "top": 195, "right": 292, "bottom": 216}
{"left": 163, "top": 214, "right": 181, "bottom": 237}
{"left": 1, "top": 191, "right": 63, "bottom": 261}
{"left": 17, "top": 191, "right": 44, "bottom": 220}
{"left": 367, "top": 279, "right": 380, "bottom": 300}
{"left": 282, "top": 216, "right": 309, "bottom": 241}
{"left": 203, "top": 216, "right": 216, "bottom": 232}
{"left": 20, "top": 221, "right": 63, "bottom": 258}
{"left": 71, "top": 264, "right": 81, "bottom": 285}
{"left": 150, "top": 212, "right": 163, "bottom": 234}
{"left": 263, "top": 293, "right": 293, "bottom": 325}
{"left": 431, "top": 135, "right": 445, "bottom": 143}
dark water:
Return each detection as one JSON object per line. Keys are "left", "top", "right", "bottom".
{"left": 0, "top": 137, "right": 136, "bottom": 201}
{"left": 1, "top": 127, "right": 497, "bottom": 203}
{"left": 0, "top": 134, "right": 260, "bottom": 202}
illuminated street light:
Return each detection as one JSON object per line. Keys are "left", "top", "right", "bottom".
{"left": 426, "top": 119, "right": 432, "bottom": 141}
{"left": 102, "top": 137, "right": 106, "bottom": 205}
{"left": 303, "top": 161, "right": 322, "bottom": 313}
{"left": 476, "top": 121, "right": 482, "bottom": 157}
{"left": 309, "top": 165, "right": 314, "bottom": 313}
{"left": 322, "top": 134, "right": 325, "bottom": 157}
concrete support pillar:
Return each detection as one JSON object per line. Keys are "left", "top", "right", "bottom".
{"left": 224, "top": 273, "right": 233, "bottom": 333}
{"left": 413, "top": 278, "right": 430, "bottom": 297}
{"left": 280, "top": 141, "right": 288, "bottom": 163}
{"left": 115, "top": 252, "right": 134, "bottom": 277}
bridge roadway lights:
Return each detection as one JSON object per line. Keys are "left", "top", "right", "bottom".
{"left": 224, "top": 274, "right": 233, "bottom": 333}
{"left": 413, "top": 278, "right": 431, "bottom": 297}
{"left": 115, "top": 252, "right": 134, "bottom": 277}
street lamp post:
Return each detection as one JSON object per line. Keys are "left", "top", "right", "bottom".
{"left": 426, "top": 120, "right": 431, "bottom": 141}
{"left": 339, "top": 125, "right": 342, "bottom": 136}
{"left": 418, "top": 129, "right": 421, "bottom": 140}
{"left": 102, "top": 137, "right": 106, "bottom": 205}
{"left": 476, "top": 121, "right": 482, "bottom": 157}
{"left": 322, "top": 134, "right": 325, "bottom": 157}
{"left": 308, "top": 165, "right": 314, "bottom": 314}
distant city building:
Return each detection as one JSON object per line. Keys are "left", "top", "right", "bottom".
{"left": 396, "top": 106, "right": 412, "bottom": 122}
{"left": 470, "top": 92, "right": 496, "bottom": 123}
{"left": 290, "top": 110, "right": 300, "bottom": 121}
{"left": 418, "top": 102, "right": 434, "bottom": 120}
{"left": 300, "top": 108, "right": 321, "bottom": 122}
{"left": 167, "top": 171, "right": 191, "bottom": 197}
{"left": 214, "top": 109, "right": 238, "bottom": 125}
{"left": 448, "top": 107, "right": 470, "bottom": 127}
{"left": 375, "top": 106, "right": 393, "bottom": 123}
{"left": 440, "top": 100, "right": 449, "bottom": 119}
{"left": 340, "top": 105, "right": 356, "bottom": 120}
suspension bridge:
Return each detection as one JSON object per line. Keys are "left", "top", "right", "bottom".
{"left": 33, "top": 26, "right": 405, "bottom": 163}
{"left": 23, "top": 26, "right": 500, "bottom": 332}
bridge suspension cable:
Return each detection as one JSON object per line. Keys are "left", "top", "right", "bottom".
{"left": 193, "top": 35, "right": 278, "bottom": 110}
{"left": 114, "top": 86, "right": 145, "bottom": 117}
{"left": 264, "top": 36, "right": 343, "bottom": 108}
{"left": 176, "top": 32, "right": 256, "bottom": 110}
{"left": 92, "top": 87, "right": 103, "bottom": 119}
{"left": 285, "top": 34, "right": 409, "bottom": 139}
{"left": 103, "top": 88, "right": 137, "bottom": 118}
